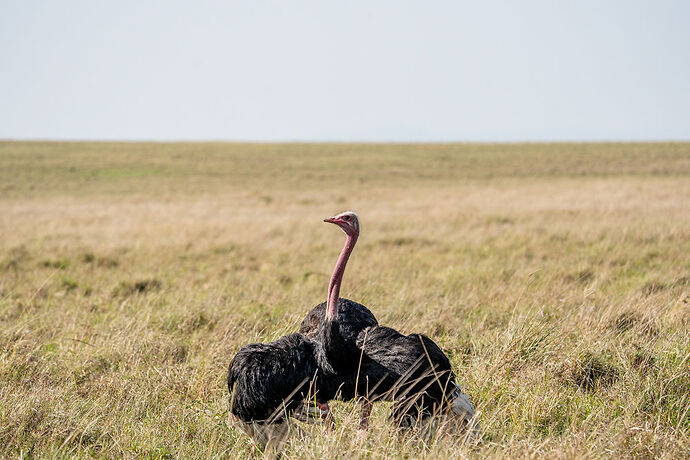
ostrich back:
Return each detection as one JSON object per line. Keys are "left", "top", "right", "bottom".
{"left": 227, "top": 333, "right": 335, "bottom": 423}
{"left": 297, "top": 298, "right": 378, "bottom": 400}
{"left": 355, "top": 326, "right": 459, "bottom": 422}
{"left": 299, "top": 298, "right": 378, "bottom": 342}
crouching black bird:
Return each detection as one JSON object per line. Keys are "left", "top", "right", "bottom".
{"left": 299, "top": 212, "right": 479, "bottom": 437}
{"left": 227, "top": 211, "right": 372, "bottom": 447}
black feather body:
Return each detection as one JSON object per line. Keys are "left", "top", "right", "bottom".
{"left": 299, "top": 298, "right": 458, "bottom": 421}
{"left": 354, "top": 326, "right": 459, "bottom": 423}
{"left": 228, "top": 299, "right": 377, "bottom": 425}
{"left": 299, "top": 298, "right": 378, "bottom": 344}
{"left": 299, "top": 298, "right": 380, "bottom": 399}
{"left": 227, "top": 333, "right": 341, "bottom": 424}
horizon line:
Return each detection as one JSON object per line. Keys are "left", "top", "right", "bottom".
{"left": 2, "top": 138, "right": 689, "bottom": 144}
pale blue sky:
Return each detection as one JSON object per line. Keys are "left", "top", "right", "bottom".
{"left": 1, "top": 1, "right": 689, "bottom": 141}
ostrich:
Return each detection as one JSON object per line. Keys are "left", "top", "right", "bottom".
{"left": 226, "top": 212, "right": 375, "bottom": 447}
{"left": 300, "top": 212, "right": 479, "bottom": 436}
{"left": 298, "top": 211, "right": 379, "bottom": 430}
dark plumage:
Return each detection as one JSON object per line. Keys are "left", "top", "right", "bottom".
{"left": 226, "top": 210, "right": 476, "bottom": 447}
{"left": 299, "top": 298, "right": 378, "bottom": 402}
{"left": 227, "top": 211, "right": 368, "bottom": 446}
{"left": 227, "top": 313, "right": 372, "bottom": 445}
{"left": 299, "top": 298, "right": 378, "bottom": 343}
{"left": 307, "top": 318, "right": 477, "bottom": 430}
{"left": 298, "top": 212, "right": 477, "bottom": 434}
{"left": 227, "top": 331, "right": 350, "bottom": 447}
{"left": 300, "top": 300, "right": 475, "bottom": 426}
{"left": 355, "top": 326, "right": 473, "bottom": 425}
{"left": 227, "top": 333, "right": 332, "bottom": 423}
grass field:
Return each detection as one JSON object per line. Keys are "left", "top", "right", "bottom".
{"left": 1, "top": 141, "right": 689, "bottom": 458}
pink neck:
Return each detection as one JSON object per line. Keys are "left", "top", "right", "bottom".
{"left": 325, "top": 232, "right": 358, "bottom": 320}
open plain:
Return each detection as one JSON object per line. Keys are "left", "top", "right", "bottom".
{"left": 1, "top": 142, "right": 689, "bottom": 458}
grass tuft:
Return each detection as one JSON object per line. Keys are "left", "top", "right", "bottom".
{"left": 565, "top": 352, "right": 619, "bottom": 391}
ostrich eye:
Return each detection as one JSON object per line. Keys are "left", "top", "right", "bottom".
{"left": 343, "top": 216, "right": 350, "bottom": 221}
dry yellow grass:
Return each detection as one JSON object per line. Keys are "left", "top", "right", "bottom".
{"left": 1, "top": 141, "right": 689, "bottom": 458}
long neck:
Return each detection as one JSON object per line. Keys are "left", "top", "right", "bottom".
{"left": 325, "top": 232, "right": 358, "bottom": 321}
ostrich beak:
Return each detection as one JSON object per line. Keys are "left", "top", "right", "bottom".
{"left": 324, "top": 217, "right": 338, "bottom": 224}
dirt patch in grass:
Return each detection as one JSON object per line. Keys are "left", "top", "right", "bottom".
{"left": 113, "top": 279, "right": 162, "bottom": 297}
{"left": 564, "top": 269, "right": 595, "bottom": 285}
{"left": 80, "top": 252, "right": 119, "bottom": 268}
{"left": 563, "top": 352, "right": 619, "bottom": 391}
{"left": 612, "top": 311, "right": 659, "bottom": 337}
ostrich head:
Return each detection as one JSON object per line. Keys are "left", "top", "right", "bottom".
{"left": 324, "top": 211, "right": 359, "bottom": 236}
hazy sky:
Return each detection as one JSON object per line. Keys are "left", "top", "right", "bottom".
{"left": 1, "top": 1, "right": 689, "bottom": 141}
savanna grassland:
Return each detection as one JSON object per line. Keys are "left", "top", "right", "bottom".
{"left": 1, "top": 142, "right": 689, "bottom": 459}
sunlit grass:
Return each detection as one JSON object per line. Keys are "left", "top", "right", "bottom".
{"left": 0, "top": 141, "right": 689, "bottom": 458}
